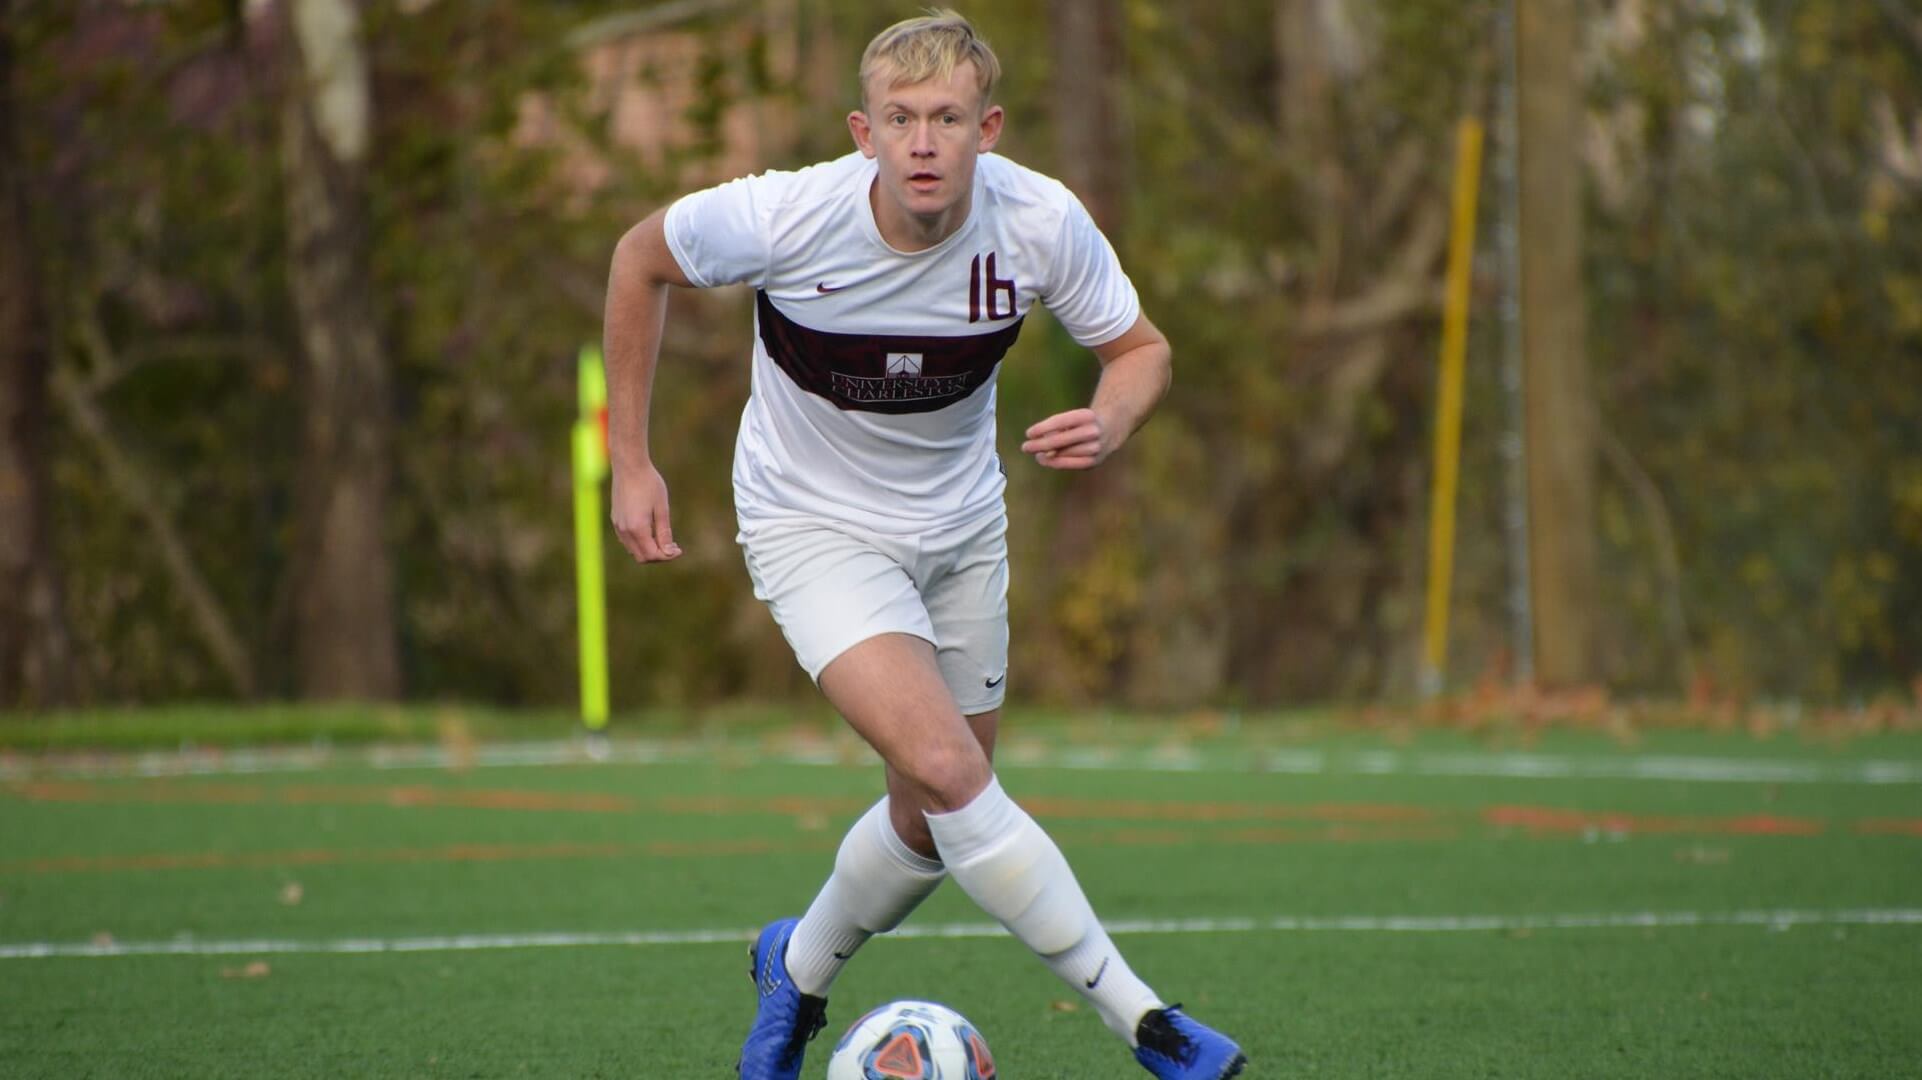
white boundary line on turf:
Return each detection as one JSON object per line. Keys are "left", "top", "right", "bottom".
{"left": 6, "top": 909, "right": 1920, "bottom": 960}
{"left": 4, "top": 739, "right": 1919, "bottom": 784}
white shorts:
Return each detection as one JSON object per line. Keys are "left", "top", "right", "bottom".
{"left": 738, "top": 510, "right": 1011, "bottom": 714}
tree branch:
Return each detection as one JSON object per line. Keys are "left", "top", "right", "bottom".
{"left": 1362, "top": 133, "right": 1432, "bottom": 244}
{"left": 1593, "top": 411, "right": 1694, "bottom": 691}
{"left": 564, "top": 0, "right": 745, "bottom": 50}
{"left": 1871, "top": 0, "right": 1922, "bottom": 62}
{"left": 1296, "top": 277, "right": 1445, "bottom": 341}
{"left": 57, "top": 317, "right": 257, "bottom": 698}
{"left": 1296, "top": 200, "right": 1450, "bottom": 341}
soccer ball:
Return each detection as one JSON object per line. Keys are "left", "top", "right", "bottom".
{"left": 825, "top": 999, "right": 997, "bottom": 1079}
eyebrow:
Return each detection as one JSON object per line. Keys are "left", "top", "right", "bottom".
{"left": 880, "top": 100, "right": 967, "bottom": 114}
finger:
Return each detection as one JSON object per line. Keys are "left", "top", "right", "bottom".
{"left": 1036, "top": 451, "right": 1101, "bottom": 470}
{"left": 1026, "top": 436, "right": 1102, "bottom": 462}
{"left": 654, "top": 514, "right": 681, "bottom": 559}
{"left": 1020, "top": 423, "right": 1100, "bottom": 454}
{"left": 1033, "top": 442, "right": 1099, "bottom": 463}
{"left": 1024, "top": 409, "right": 1093, "bottom": 440}
{"left": 632, "top": 524, "right": 667, "bottom": 562}
{"left": 1025, "top": 412, "right": 1090, "bottom": 441}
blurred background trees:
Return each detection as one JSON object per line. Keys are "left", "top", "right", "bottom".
{"left": 1, "top": 0, "right": 70, "bottom": 707}
{"left": 4, "top": 0, "right": 1918, "bottom": 711}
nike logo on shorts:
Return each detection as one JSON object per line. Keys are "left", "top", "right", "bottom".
{"left": 985, "top": 673, "right": 1006, "bottom": 689}
{"left": 815, "top": 281, "right": 846, "bottom": 293}
{"left": 1084, "top": 956, "right": 1110, "bottom": 990}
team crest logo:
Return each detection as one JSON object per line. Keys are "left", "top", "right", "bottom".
{"left": 886, "top": 352, "right": 924, "bottom": 378}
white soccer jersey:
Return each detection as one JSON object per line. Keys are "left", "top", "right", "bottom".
{"left": 663, "top": 151, "right": 1141, "bottom": 533}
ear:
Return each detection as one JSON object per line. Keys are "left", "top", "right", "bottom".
{"left": 977, "top": 104, "right": 1004, "bottom": 154}
{"left": 848, "top": 110, "right": 876, "bottom": 159}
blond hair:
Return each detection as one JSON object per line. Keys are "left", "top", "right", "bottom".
{"left": 859, "top": 9, "right": 1000, "bottom": 110}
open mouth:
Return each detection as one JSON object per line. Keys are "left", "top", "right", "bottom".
{"left": 908, "top": 171, "right": 941, "bottom": 190}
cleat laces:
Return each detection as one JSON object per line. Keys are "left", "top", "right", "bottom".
{"left": 781, "top": 994, "right": 828, "bottom": 1067}
{"left": 1135, "top": 1004, "right": 1196, "bottom": 1065}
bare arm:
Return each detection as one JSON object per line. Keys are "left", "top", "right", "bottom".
{"left": 1020, "top": 313, "right": 1172, "bottom": 470}
{"left": 604, "top": 208, "right": 696, "bottom": 563}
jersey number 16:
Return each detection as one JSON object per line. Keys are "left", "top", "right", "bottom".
{"left": 968, "top": 253, "right": 1016, "bottom": 323}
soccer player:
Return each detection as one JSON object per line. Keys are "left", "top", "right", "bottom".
{"left": 602, "top": 10, "right": 1247, "bottom": 1080}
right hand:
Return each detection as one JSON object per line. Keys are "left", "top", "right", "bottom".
{"left": 611, "top": 462, "right": 682, "bottom": 563}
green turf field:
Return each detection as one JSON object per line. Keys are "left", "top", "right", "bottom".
{"left": 3, "top": 723, "right": 1919, "bottom": 1077}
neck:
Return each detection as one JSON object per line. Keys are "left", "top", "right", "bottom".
{"left": 870, "top": 179, "right": 971, "bottom": 253}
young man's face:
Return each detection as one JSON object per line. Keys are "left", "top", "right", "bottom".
{"left": 849, "top": 60, "right": 1004, "bottom": 229}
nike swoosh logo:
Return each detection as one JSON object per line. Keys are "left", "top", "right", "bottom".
{"left": 831, "top": 950, "right": 854, "bottom": 960}
{"left": 816, "top": 282, "right": 846, "bottom": 294}
{"left": 1084, "top": 956, "right": 1109, "bottom": 990}
{"left": 985, "top": 674, "right": 1006, "bottom": 689}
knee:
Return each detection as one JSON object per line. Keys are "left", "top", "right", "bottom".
{"left": 904, "top": 738, "right": 993, "bottom": 813}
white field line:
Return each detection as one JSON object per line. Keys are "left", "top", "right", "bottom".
{"left": 3, "top": 739, "right": 1919, "bottom": 785}
{"left": 5, "top": 909, "right": 1921, "bottom": 960}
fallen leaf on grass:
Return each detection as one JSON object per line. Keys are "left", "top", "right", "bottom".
{"left": 436, "top": 710, "right": 477, "bottom": 773}
{"left": 1049, "top": 1000, "right": 1080, "bottom": 1013}
{"left": 1177, "top": 709, "right": 1225, "bottom": 737}
{"left": 221, "top": 961, "right": 271, "bottom": 979}
{"left": 279, "top": 881, "right": 304, "bottom": 905}
{"left": 91, "top": 931, "right": 114, "bottom": 947}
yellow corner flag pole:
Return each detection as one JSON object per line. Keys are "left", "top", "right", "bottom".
{"left": 573, "top": 344, "right": 611, "bottom": 731}
{"left": 1421, "top": 116, "right": 1485, "bottom": 699}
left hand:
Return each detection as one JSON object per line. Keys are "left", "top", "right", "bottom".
{"left": 1022, "top": 408, "right": 1114, "bottom": 470}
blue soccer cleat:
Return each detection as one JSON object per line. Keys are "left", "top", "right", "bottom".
{"left": 1133, "top": 1005, "right": 1248, "bottom": 1079}
{"left": 736, "top": 917, "right": 829, "bottom": 1080}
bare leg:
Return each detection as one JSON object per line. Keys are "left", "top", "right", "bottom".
{"left": 816, "top": 632, "right": 994, "bottom": 812}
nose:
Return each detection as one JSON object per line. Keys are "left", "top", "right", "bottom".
{"left": 911, "top": 121, "right": 936, "bottom": 157}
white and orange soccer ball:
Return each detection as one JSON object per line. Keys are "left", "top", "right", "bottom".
{"left": 825, "top": 999, "right": 997, "bottom": 1080}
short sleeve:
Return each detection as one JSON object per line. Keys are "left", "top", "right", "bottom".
{"left": 1039, "top": 196, "right": 1141, "bottom": 348}
{"left": 662, "top": 175, "right": 774, "bottom": 289}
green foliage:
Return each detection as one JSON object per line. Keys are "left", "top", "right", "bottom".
{"left": 15, "top": 0, "right": 1920, "bottom": 708}
{"left": 1588, "top": 0, "right": 1922, "bottom": 696}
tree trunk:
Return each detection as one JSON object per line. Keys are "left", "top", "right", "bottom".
{"left": 282, "top": 0, "right": 400, "bottom": 699}
{"left": 1275, "top": 0, "right": 1341, "bottom": 297}
{"left": 1039, "top": 0, "right": 1135, "bottom": 701}
{"left": 0, "top": 0, "right": 72, "bottom": 707}
{"left": 1517, "top": 0, "right": 1597, "bottom": 687}
{"left": 1049, "top": 0, "right": 1127, "bottom": 235}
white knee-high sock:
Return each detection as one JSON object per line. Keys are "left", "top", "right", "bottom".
{"left": 924, "top": 776, "right": 1163, "bottom": 1044}
{"left": 786, "top": 797, "right": 947, "bottom": 996}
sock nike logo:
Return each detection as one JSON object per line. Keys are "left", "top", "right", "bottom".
{"left": 831, "top": 950, "right": 854, "bottom": 960}
{"left": 1084, "top": 956, "right": 1110, "bottom": 990}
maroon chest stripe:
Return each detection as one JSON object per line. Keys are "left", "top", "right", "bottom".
{"left": 756, "top": 290, "right": 1025, "bottom": 415}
